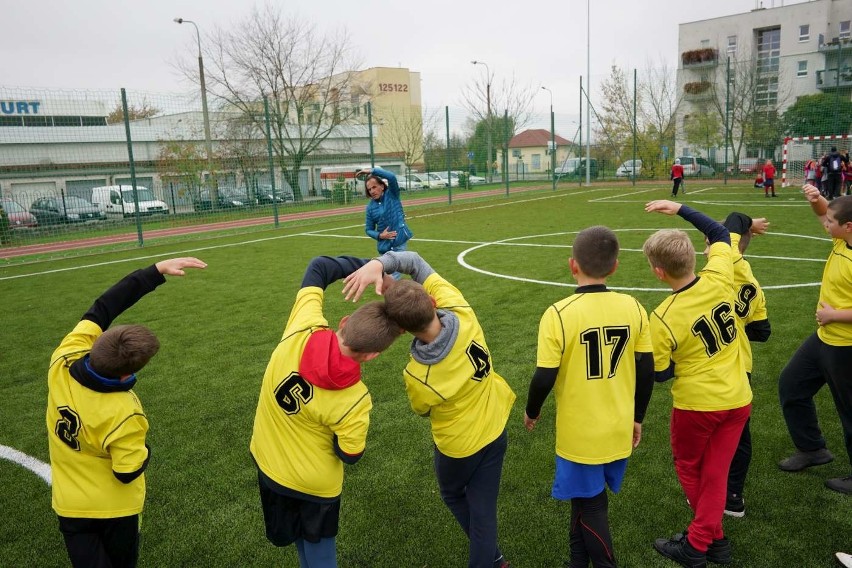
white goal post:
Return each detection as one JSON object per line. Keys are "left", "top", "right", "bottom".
{"left": 782, "top": 134, "right": 851, "bottom": 187}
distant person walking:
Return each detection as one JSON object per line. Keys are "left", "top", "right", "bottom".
{"left": 671, "top": 159, "right": 684, "bottom": 197}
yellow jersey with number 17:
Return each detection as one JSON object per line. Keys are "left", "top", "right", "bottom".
{"left": 537, "top": 289, "right": 652, "bottom": 464}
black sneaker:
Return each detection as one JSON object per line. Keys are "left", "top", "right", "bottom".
{"left": 723, "top": 493, "right": 745, "bottom": 518}
{"left": 825, "top": 476, "right": 852, "bottom": 495}
{"left": 654, "top": 534, "right": 706, "bottom": 567}
{"left": 778, "top": 448, "right": 834, "bottom": 471}
{"left": 672, "top": 531, "right": 731, "bottom": 565}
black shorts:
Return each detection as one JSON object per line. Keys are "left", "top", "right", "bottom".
{"left": 58, "top": 514, "right": 139, "bottom": 568}
{"left": 257, "top": 470, "right": 340, "bottom": 546}
{"left": 764, "top": 178, "right": 774, "bottom": 188}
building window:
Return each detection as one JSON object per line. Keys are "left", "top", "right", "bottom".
{"left": 727, "top": 35, "right": 737, "bottom": 54}
{"left": 797, "top": 60, "right": 808, "bottom": 77}
{"left": 700, "top": 39, "right": 710, "bottom": 47}
{"left": 841, "top": 21, "right": 851, "bottom": 39}
{"left": 755, "top": 76, "right": 779, "bottom": 107}
{"left": 532, "top": 154, "right": 542, "bottom": 170}
{"left": 799, "top": 24, "right": 809, "bottom": 42}
{"left": 757, "top": 28, "right": 781, "bottom": 74}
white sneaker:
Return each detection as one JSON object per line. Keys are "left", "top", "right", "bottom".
{"left": 837, "top": 552, "right": 852, "bottom": 568}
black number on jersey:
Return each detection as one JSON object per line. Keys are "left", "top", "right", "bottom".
{"left": 580, "top": 326, "right": 630, "bottom": 380}
{"left": 55, "top": 406, "right": 82, "bottom": 451}
{"left": 274, "top": 373, "right": 314, "bottom": 415}
{"left": 734, "top": 283, "right": 758, "bottom": 318}
{"left": 691, "top": 303, "right": 737, "bottom": 357}
{"left": 466, "top": 341, "right": 492, "bottom": 381}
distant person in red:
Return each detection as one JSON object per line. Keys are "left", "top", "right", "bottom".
{"left": 671, "top": 158, "right": 685, "bottom": 197}
{"left": 763, "top": 159, "right": 777, "bottom": 198}
{"left": 754, "top": 174, "right": 764, "bottom": 188}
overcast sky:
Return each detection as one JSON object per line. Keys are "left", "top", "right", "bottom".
{"left": 2, "top": 0, "right": 809, "bottom": 131}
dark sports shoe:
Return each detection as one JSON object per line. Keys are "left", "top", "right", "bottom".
{"left": 778, "top": 448, "right": 834, "bottom": 472}
{"left": 654, "top": 534, "right": 707, "bottom": 568}
{"left": 493, "top": 554, "right": 509, "bottom": 568}
{"left": 672, "top": 531, "right": 731, "bottom": 565}
{"left": 723, "top": 493, "right": 745, "bottom": 518}
{"left": 825, "top": 476, "right": 852, "bottom": 495}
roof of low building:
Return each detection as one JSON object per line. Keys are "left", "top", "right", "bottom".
{"left": 509, "top": 128, "right": 573, "bottom": 148}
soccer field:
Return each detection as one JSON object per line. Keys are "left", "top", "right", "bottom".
{"left": 1, "top": 181, "right": 848, "bottom": 567}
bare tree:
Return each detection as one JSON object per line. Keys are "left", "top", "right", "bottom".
{"left": 377, "top": 107, "right": 440, "bottom": 172}
{"left": 708, "top": 57, "right": 791, "bottom": 167}
{"left": 189, "top": 4, "right": 364, "bottom": 200}
{"left": 640, "top": 59, "right": 681, "bottom": 153}
{"left": 461, "top": 73, "right": 536, "bottom": 176}
{"left": 106, "top": 99, "right": 160, "bottom": 124}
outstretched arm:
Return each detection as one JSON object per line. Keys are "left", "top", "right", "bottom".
{"left": 302, "top": 256, "right": 372, "bottom": 290}
{"left": 83, "top": 257, "right": 206, "bottom": 330}
{"left": 646, "top": 200, "right": 729, "bottom": 245}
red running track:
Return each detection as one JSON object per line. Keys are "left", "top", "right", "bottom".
{"left": 1, "top": 186, "right": 545, "bottom": 260}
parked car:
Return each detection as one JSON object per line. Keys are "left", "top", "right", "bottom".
{"left": 450, "top": 171, "right": 486, "bottom": 185}
{"left": 254, "top": 184, "right": 294, "bottom": 204}
{"left": 1, "top": 198, "right": 38, "bottom": 228}
{"left": 397, "top": 173, "right": 430, "bottom": 190}
{"left": 616, "top": 159, "right": 643, "bottom": 178}
{"left": 426, "top": 172, "right": 451, "bottom": 187}
{"left": 554, "top": 158, "right": 599, "bottom": 179}
{"left": 725, "top": 157, "right": 760, "bottom": 175}
{"left": 90, "top": 185, "right": 169, "bottom": 217}
{"left": 193, "top": 188, "right": 247, "bottom": 211}
{"left": 30, "top": 196, "right": 106, "bottom": 224}
{"left": 677, "top": 156, "right": 716, "bottom": 177}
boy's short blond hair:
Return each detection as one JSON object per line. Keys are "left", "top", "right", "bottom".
{"left": 643, "top": 229, "right": 696, "bottom": 278}
{"left": 89, "top": 324, "right": 160, "bottom": 378}
{"left": 383, "top": 279, "right": 435, "bottom": 333}
{"left": 572, "top": 226, "right": 619, "bottom": 278}
{"left": 341, "top": 301, "right": 401, "bottom": 353}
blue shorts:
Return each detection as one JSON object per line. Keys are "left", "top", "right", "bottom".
{"left": 551, "top": 456, "right": 628, "bottom": 500}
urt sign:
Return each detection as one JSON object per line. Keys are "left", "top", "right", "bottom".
{"left": 0, "top": 101, "right": 41, "bottom": 115}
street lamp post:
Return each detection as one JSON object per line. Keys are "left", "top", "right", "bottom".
{"left": 471, "top": 60, "right": 492, "bottom": 183}
{"left": 174, "top": 18, "right": 213, "bottom": 177}
{"left": 542, "top": 86, "right": 556, "bottom": 190}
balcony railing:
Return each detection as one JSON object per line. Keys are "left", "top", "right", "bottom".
{"left": 681, "top": 48, "right": 719, "bottom": 69}
{"left": 816, "top": 67, "right": 852, "bottom": 90}
{"left": 818, "top": 36, "right": 852, "bottom": 53}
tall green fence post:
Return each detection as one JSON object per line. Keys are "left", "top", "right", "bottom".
{"left": 121, "top": 88, "right": 144, "bottom": 247}
{"left": 445, "top": 106, "right": 453, "bottom": 200}
{"left": 632, "top": 68, "right": 637, "bottom": 188}
{"left": 367, "top": 102, "right": 375, "bottom": 168}
{"left": 445, "top": 106, "right": 452, "bottom": 205}
{"left": 579, "top": 77, "right": 583, "bottom": 187}
{"left": 504, "top": 109, "right": 510, "bottom": 196}
{"left": 550, "top": 107, "right": 556, "bottom": 191}
{"left": 264, "top": 96, "right": 280, "bottom": 228}
{"left": 724, "top": 57, "right": 730, "bottom": 185}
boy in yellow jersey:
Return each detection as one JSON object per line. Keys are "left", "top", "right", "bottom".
{"left": 642, "top": 200, "right": 752, "bottom": 568}
{"left": 712, "top": 213, "right": 771, "bottom": 518}
{"left": 523, "top": 226, "right": 655, "bottom": 568}
{"left": 778, "top": 187, "right": 852, "bottom": 495}
{"left": 342, "top": 251, "right": 516, "bottom": 568}
{"left": 250, "top": 255, "right": 401, "bottom": 568}
{"left": 46, "top": 257, "right": 207, "bottom": 568}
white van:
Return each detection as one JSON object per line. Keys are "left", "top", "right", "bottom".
{"left": 91, "top": 185, "right": 169, "bottom": 217}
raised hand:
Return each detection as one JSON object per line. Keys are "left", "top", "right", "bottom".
{"left": 644, "top": 199, "right": 682, "bottom": 215}
{"left": 155, "top": 257, "right": 207, "bottom": 276}
{"left": 342, "top": 260, "right": 385, "bottom": 302}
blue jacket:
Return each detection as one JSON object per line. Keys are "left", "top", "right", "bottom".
{"left": 365, "top": 167, "right": 412, "bottom": 253}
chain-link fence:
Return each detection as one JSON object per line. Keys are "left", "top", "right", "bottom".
{"left": 1, "top": 44, "right": 850, "bottom": 255}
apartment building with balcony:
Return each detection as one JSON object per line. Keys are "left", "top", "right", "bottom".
{"left": 675, "top": 0, "right": 852, "bottom": 160}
